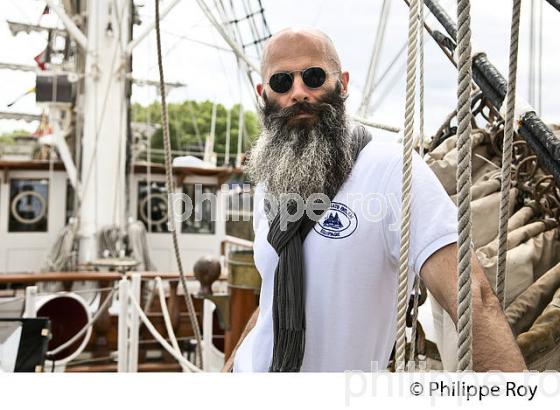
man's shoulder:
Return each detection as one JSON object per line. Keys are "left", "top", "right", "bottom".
{"left": 354, "top": 139, "right": 404, "bottom": 174}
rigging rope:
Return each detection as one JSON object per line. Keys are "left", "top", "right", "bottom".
{"left": 358, "top": 0, "right": 391, "bottom": 117}
{"left": 408, "top": 5, "right": 427, "bottom": 370}
{"left": 496, "top": 0, "right": 522, "bottom": 309}
{"left": 154, "top": 0, "right": 203, "bottom": 368}
{"left": 395, "top": 0, "right": 420, "bottom": 372}
{"left": 195, "top": 0, "right": 260, "bottom": 73}
{"left": 418, "top": 5, "right": 425, "bottom": 157}
{"left": 455, "top": 0, "right": 474, "bottom": 371}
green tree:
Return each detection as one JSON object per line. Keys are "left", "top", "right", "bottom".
{"left": 131, "top": 99, "right": 260, "bottom": 164}
{"left": 0, "top": 129, "right": 29, "bottom": 145}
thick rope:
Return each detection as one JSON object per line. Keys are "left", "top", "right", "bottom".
{"left": 155, "top": 0, "right": 203, "bottom": 368}
{"left": 156, "top": 276, "right": 189, "bottom": 371}
{"left": 156, "top": 277, "right": 182, "bottom": 356}
{"left": 418, "top": 5, "right": 425, "bottom": 158}
{"left": 395, "top": 0, "right": 420, "bottom": 372}
{"left": 455, "top": 0, "right": 474, "bottom": 371}
{"left": 351, "top": 115, "right": 401, "bottom": 133}
{"left": 129, "top": 292, "right": 201, "bottom": 372}
{"left": 496, "top": 0, "right": 522, "bottom": 309}
{"left": 407, "top": 6, "right": 426, "bottom": 371}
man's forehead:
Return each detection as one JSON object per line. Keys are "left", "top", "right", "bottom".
{"left": 261, "top": 29, "right": 339, "bottom": 77}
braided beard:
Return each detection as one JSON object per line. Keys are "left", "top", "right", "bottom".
{"left": 246, "top": 84, "right": 355, "bottom": 201}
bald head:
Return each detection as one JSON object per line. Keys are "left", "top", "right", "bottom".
{"left": 260, "top": 27, "right": 342, "bottom": 80}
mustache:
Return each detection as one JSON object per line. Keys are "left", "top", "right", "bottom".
{"left": 265, "top": 100, "right": 322, "bottom": 121}
{"left": 260, "top": 83, "right": 345, "bottom": 127}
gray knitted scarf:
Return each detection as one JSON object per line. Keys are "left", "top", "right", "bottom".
{"left": 264, "top": 125, "right": 372, "bottom": 372}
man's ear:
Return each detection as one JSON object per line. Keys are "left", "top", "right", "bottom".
{"left": 340, "top": 71, "right": 349, "bottom": 96}
{"left": 256, "top": 83, "right": 263, "bottom": 97}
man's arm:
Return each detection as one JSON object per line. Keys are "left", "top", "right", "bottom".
{"left": 221, "top": 307, "right": 260, "bottom": 372}
{"left": 420, "top": 242, "right": 527, "bottom": 371}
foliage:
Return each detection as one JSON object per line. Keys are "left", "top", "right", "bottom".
{"left": 0, "top": 129, "right": 29, "bottom": 145}
{"left": 131, "top": 100, "right": 260, "bottom": 163}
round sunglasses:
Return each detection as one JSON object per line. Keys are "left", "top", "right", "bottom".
{"left": 266, "top": 66, "right": 339, "bottom": 94}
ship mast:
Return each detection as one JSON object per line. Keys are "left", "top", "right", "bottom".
{"left": 78, "top": 0, "right": 130, "bottom": 262}
{"left": 45, "top": 0, "right": 181, "bottom": 263}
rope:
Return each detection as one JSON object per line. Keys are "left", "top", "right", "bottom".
{"left": 358, "top": 0, "right": 391, "bottom": 117}
{"left": 407, "top": 7, "right": 426, "bottom": 371}
{"left": 194, "top": 0, "right": 260, "bottom": 73}
{"left": 455, "top": 0, "right": 474, "bottom": 371}
{"left": 155, "top": 276, "right": 186, "bottom": 370}
{"left": 37, "top": 286, "right": 115, "bottom": 297}
{"left": 351, "top": 116, "right": 401, "bottom": 133}
{"left": 155, "top": 0, "right": 203, "bottom": 368}
{"left": 537, "top": 0, "right": 543, "bottom": 115}
{"left": 528, "top": 0, "right": 536, "bottom": 108}
{"left": 128, "top": 220, "right": 156, "bottom": 271}
{"left": 395, "top": 0, "right": 420, "bottom": 372}
{"left": 418, "top": 5, "right": 425, "bottom": 158}
{"left": 496, "top": 0, "right": 522, "bottom": 309}
{"left": 42, "top": 222, "right": 77, "bottom": 272}
{"left": 128, "top": 292, "right": 200, "bottom": 372}
{"left": 47, "top": 288, "right": 116, "bottom": 356}
{"left": 0, "top": 296, "right": 25, "bottom": 306}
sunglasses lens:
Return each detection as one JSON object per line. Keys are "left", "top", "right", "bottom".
{"left": 269, "top": 73, "right": 293, "bottom": 93}
{"left": 302, "top": 67, "right": 326, "bottom": 88}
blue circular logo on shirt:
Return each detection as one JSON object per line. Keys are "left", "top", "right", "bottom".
{"left": 314, "top": 202, "right": 358, "bottom": 239}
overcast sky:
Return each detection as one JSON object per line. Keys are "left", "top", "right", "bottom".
{"left": 1, "top": 0, "right": 559, "bottom": 140}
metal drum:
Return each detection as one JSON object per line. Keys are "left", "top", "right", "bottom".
{"left": 227, "top": 249, "right": 261, "bottom": 292}
{"left": 225, "top": 249, "right": 261, "bottom": 358}
{"left": 36, "top": 292, "right": 92, "bottom": 364}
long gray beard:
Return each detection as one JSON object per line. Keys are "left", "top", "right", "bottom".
{"left": 246, "top": 109, "right": 355, "bottom": 201}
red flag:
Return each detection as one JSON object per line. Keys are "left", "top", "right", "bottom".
{"left": 34, "top": 48, "right": 47, "bottom": 70}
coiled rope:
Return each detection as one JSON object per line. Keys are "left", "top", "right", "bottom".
{"left": 154, "top": 0, "right": 203, "bottom": 368}
{"left": 455, "top": 0, "right": 474, "bottom": 371}
{"left": 496, "top": 0, "right": 522, "bottom": 309}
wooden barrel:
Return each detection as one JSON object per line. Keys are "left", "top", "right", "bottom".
{"left": 225, "top": 250, "right": 261, "bottom": 359}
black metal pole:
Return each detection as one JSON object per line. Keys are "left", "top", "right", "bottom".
{"left": 420, "top": 0, "right": 560, "bottom": 183}
{"left": 546, "top": 0, "right": 560, "bottom": 13}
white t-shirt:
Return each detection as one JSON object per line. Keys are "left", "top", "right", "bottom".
{"left": 233, "top": 140, "right": 458, "bottom": 372}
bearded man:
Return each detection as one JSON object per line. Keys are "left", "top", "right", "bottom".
{"left": 223, "top": 27, "right": 526, "bottom": 372}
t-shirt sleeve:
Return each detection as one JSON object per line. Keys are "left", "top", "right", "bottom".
{"left": 383, "top": 150, "right": 458, "bottom": 276}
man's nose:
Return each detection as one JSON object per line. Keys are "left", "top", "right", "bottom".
{"left": 289, "top": 73, "right": 310, "bottom": 103}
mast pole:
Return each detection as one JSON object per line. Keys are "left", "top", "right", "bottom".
{"left": 78, "top": 0, "right": 131, "bottom": 262}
